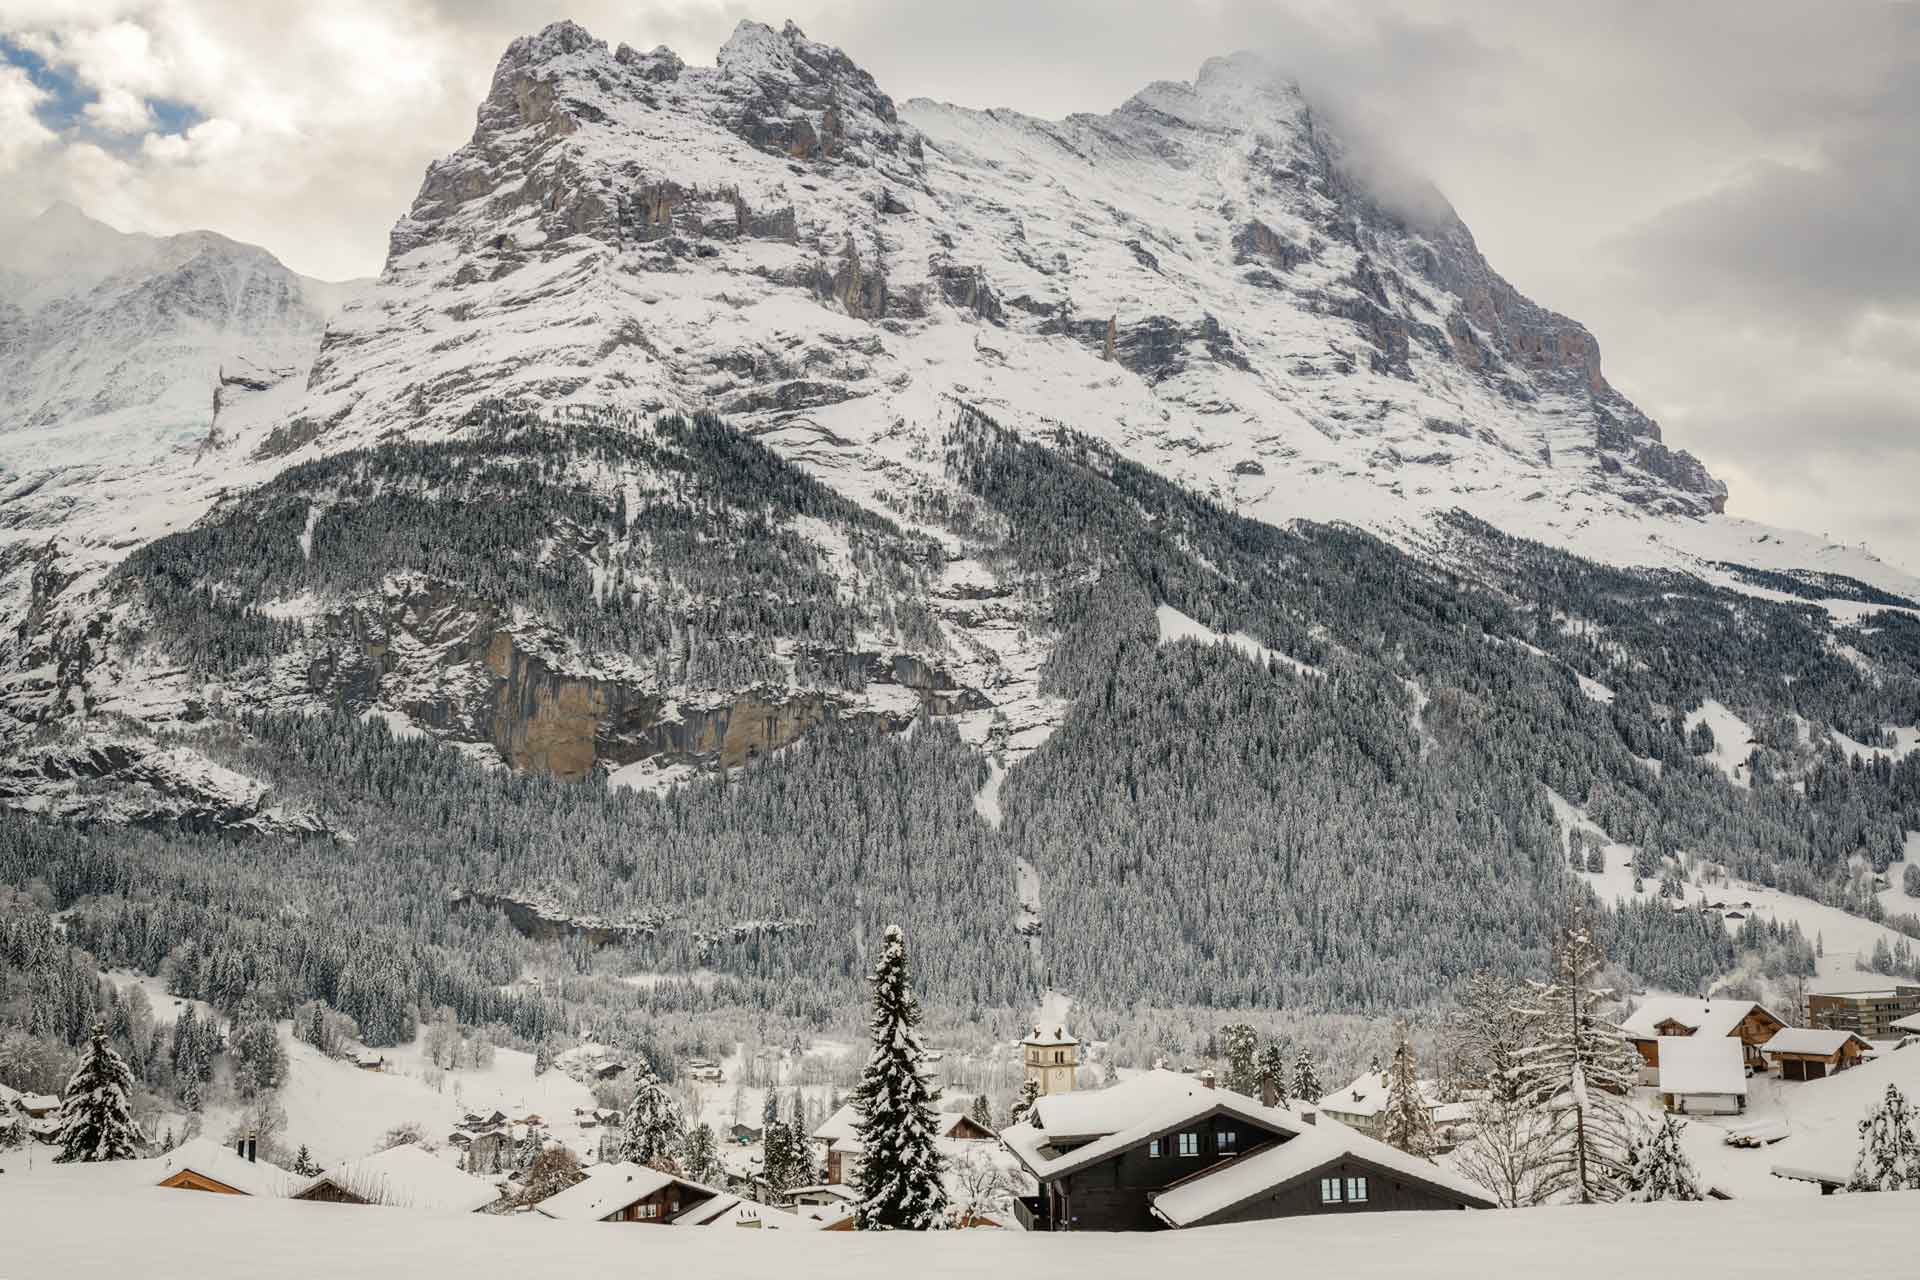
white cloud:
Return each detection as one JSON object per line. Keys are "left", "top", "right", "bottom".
{"left": 0, "top": 61, "right": 56, "bottom": 169}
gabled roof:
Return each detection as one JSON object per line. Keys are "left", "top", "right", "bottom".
{"left": 1621, "top": 998, "right": 1784, "bottom": 1041}
{"left": 533, "top": 1162, "right": 724, "bottom": 1221}
{"left": 299, "top": 1143, "right": 501, "bottom": 1212}
{"left": 1657, "top": 1036, "right": 1748, "bottom": 1096}
{"left": 678, "top": 1194, "right": 818, "bottom": 1229}
{"left": 1150, "top": 1120, "right": 1494, "bottom": 1227}
{"left": 1762, "top": 1028, "right": 1873, "bottom": 1057}
{"left": 1000, "top": 1072, "right": 1302, "bottom": 1183}
{"left": 1890, "top": 1012, "right": 1920, "bottom": 1034}
{"left": 158, "top": 1138, "right": 301, "bottom": 1198}
{"left": 1315, "top": 1071, "right": 1444, "bottom": 1119}
{"left": 1025, "top": 1069, "right": 1203, "bottom": 1142}
{"left": 814, "top": 1103, "right": 988, "bottom": 1154}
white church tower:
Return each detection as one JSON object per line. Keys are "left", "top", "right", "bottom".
{"left": 1022, "top": 1025, "right": 1079, "bottom": 1096}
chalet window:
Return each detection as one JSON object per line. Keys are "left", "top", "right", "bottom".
{"left": 1320, "top": 1177, "right": 1342, "bottom": 1204}
{"left": 1345, "top": 1176, "right": 1368, "bottom": 1203}
{"left": 1149, "top": 1139, "right": 1162, "bottom": 1158}
{"left": 1177, "top": 1132, "right": 1199, "bottom": 1157}
{"left": 1216, "top": 1130, "right": 1237, "bottom": 1153}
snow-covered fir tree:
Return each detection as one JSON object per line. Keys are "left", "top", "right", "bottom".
{"left": 680, "top": 1122, "right": 725, "bottom": 1185}
{"left": 1441, "top": 971, "right": 1541, "bottom": 1102}
{"left": 1218, "top": 1023, "right": 1259, "bottom": 1095}
{"left": 1623, "top": 1114, "right": 1701, "bottom": 1201}
{"left": 1257, "top": 1042, "right": 1290, "bottom": 1105}
{"left": 1291, "top": 1049, "right": 1323, "bottom": 1104}
{"left": 55, "top": 1022, "right": 143, "bottom": 1163}
{"left": 533, "top": 1040, "right": 552, "bottom": 1077}
{"left": 1008, "top": 1078, "right": 1040, "bottom": 1127}
{"left": 850, "top": 925, "right": 948, "bottom": 1230}
{"left": 1848, "top": 1083, "right": 1920, "bottom": 1191}
{"left": 1380, "top": 1024, "right": 1436, "bottom": 1157}
{"left": 1512, "top": 900, "right": 1643, "bottom": 1203}
{"left": 969, "top": 1094, "right": 993, "bottom": 1129}
{"left": 292, "top": 1144, "right": 322, "bottom": 1178}
{"left": 619, "top": 1060, "right": 685, "bottom": 1170}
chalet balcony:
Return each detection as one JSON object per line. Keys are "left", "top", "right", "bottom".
{"left": 1013, "top": 1195, "right": 1051, "bottom": 1232}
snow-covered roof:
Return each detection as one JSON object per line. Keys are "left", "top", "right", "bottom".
{"left": 1024, "top": 1069, "right": 1202, "bottom": 1142}
{"left": 1022, "top": 1024, "right": 1078, "bottom": 1047}
{"left": 1620, "top": 998, "right": 1782, "bottom": 1041}
{"left": 1890, "top": 1013, "right": 1920, "bottom": 1034}
{"left": 534, "top": 1163, "right": 723, "bottom": 1221}
{"left": 1315, "top": 1071, "right": 1443, "bottom": 1120}
{"left": 815, "top": 1103, "right": 981, "bottom": 1154}
{"left": 300, "top": 1143, "right": 501, "bottom": 1212}
{"left": 158, "top": 1138, "right": 301, "bottom": 1198}
{"left": 1150, "top": 1120, "right": 1494, "bottom": 1227}
{"left": 1761, "top": 1028, "right": 1872, "bottom": 1058}
{"left": 1001, "top": 1071, "right": 1302, "bottom": 1182}
{"left": 678, "top": 1195, "right": 817, "bottom": 1229}
{"left": 1657, "top": 1036, "right": 1748, "bottom": 1096}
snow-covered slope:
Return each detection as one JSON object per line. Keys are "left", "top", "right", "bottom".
{"left": 0, "top": 203, "right": 361, "bottom": 474}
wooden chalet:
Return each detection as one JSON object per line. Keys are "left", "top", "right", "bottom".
{"left": 156, "top": 1137, "right": 300, "bottom": 1198}
{"left": 1619, "top": 998, "right": 1787, "bottom": 1082}
{"left": 1760, "top": 1028, "right": 1874, "bottom": 1081}
{"left": 998, "top": 1069, "right": 1491, "bottom": 1232}
{"left": 293, "top": 1143, "right": 502, "bottom": 1212}
{"left": 812, "top": 1103, "right": 994, "bottom": 1185}
{"left": 534, "top": 1162, "right": 725, "bottom": 1224}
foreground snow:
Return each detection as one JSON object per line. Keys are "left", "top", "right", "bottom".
{"left": 3, "top": 1163, "right": 1912, "bottom": 1279}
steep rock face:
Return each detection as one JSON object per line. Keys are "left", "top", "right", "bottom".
{"left": 291, "top": 25, "right": 1725, "bottom": 531}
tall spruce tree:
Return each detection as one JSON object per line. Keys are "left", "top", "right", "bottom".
{"left": 681, "top": 1122, "right": 726, "bottom": 1185}
{"left": 1849, "top": 1083, "right": 1920, "bottom": 1191}
{"left": 1257, "top": 1043, "right": 1290, "bottom": 1106}
{"left": 1381, "top": 1024, "right": 1436, "bottom": 1157}
{"left": 620, "top": 1060, "right": 685, "bottom": 1170}
{"left": 1513, "top": 899, "right": 1643, "bottom": 1203}
{"left": 1291, "top": 1049, "right": 1324, "bottom": 1104}
{"left": 1218, "top": 1023, "right": 1259, "bottom": 1095}
{"left": 1623, "top": 1115, "right": 1701, "bottom": 1201}
{"left": 969, "top": 1094, "right": 993, "bottom": 1130}
{"left": 55, "top": 1023, "right": 143, "bottom": 1163}
{"left": 850, "top": 925, "right": 948, "bottom": 1230}
{"left": 1009, "top": 1078, "right": 1040, "bottom": 1127}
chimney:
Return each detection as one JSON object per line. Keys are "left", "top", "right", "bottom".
{"left": 1300, "top": 1108, "right": 1317, "bottom": 1127}
{"left": 235, "top": 1137, "right": 245, "bottom": 1158}
{"left": 1259, "top": 1072, "right": 1279, "bottom": 1109}
{"left": 246, "top": 1134, "right": 257, "bottom": 1163}
{"left": 1198, "top": 1069, "right": 1216, "bottom": 1089}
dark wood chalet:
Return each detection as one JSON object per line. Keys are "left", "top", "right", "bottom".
{"left": 999, "top": 1070, "right": 1491, "bottom": 1231}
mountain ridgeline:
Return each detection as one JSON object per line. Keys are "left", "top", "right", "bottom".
{"left": 4, "top": 20, "right": 1920, "bottom": 1032}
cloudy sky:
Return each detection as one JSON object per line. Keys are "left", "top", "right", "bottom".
{"left": 3, "top": 0, "right": 1916, "bottom": 573}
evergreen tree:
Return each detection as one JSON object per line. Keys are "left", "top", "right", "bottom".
{"left": 969, "top": 1094, "right": 992, "bottom": 1130}
{"left": 1380, "top": 1024, "right": 1436, "bottom": 1157}
{"left": 1256, "top": 1042, "right": 1290, "bottom": 1105}
{"left": 1513, "top": 900, "right": 1643, "bottom": 1203}
{"left": 681, "top": 1122, "right": 726, "bottom": 1185}
{"left": 292, "top": 1144, "right": 322, "bottom": 1178}
{"left": 1008, "top": 1078, "right": 1040, "bottom": 1127}
{"left": 1367, "top": 1052, "right": 1383, "bottom": 1077}
{"left": 533, "top": 1040, "right": 552, "bottom": 1077}
{"left": 1218, "top": 1022, "right": 1259, "bottom": 1095}
{"left": 1291, "top": 1049, "right": 1323, "bottom": 1104}
{"left": 55, "top": 1023, "right": 143, "bottom": 1163}
{"left": 850, "top": 925, "right": 948, "bottom": 1230}
{"left": 619, "top": 1060, "right": 685, "bottom": 1170}
{"left": 1848, "top": 1083, "right": 1920, "bottom": 1191}
{"left": 1623, "top": 1115, "right": 1701, "bottom": 1201}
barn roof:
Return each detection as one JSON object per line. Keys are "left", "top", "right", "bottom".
{"left": 159, "top": 1138, "right": 301, "bottom": 1198}
{"left": 299, "top": 1143, "right": 501, "bottom": 1212}
{"left": 1657, "top": 1036, "right": 1748, "bottom": 1096}
{"left": 1761, "top": 1028, "right": 1873, "bottom": 1057}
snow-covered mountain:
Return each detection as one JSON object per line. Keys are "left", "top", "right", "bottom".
{"left": 2, "top": 17, "right": 1917, "bottom": 997}
{"left": 0, "top": 202, "right": 360, "bottom": 475}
